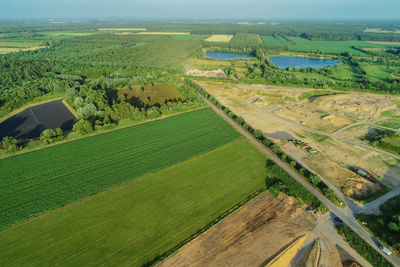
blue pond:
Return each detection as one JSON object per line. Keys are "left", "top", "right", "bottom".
{"left": 206, "top": 51, "right": 252, "bottom": 61}
{"left": 269, "top": 56, "right": 343, "bottom": 69}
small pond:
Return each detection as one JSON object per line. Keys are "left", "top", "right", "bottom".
{"left": 269, "top": 56, "right": 343, "bottom": 69}
{"left": 206, "top": 51, "right": 252, "bottom": 61}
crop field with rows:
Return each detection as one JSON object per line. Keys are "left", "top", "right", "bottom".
{"left": 0, "top": 139, "right": 267, "bottom": 266}
{"left": 0, "top": 108, "right": 240, "bottom": 229}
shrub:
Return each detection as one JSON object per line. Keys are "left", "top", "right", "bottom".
{"left": 73, "top": 119, "right": 94, "bottom": 134}
{"left": 336, "top": 225, "right": 392, "bottom": 267}
{"left": 40, "top": 128, "right": 64, "bottom": 144}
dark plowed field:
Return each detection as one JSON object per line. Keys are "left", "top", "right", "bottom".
{"left": 0, "top": 100, "right": 77, "bottom": 140}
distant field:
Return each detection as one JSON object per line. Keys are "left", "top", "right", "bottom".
{"left": 0, "top": 139, "right": 267, "bottom": 266}
{"left": 361, "top": 63, "right": 397, "bottom": 82}
{"left": 262, "top": 36, "right": 400, "bottom": 56}
{"left": 364, "top": 28, "right": 400, "bottom": 34}
{"left": 98, "top": 28, "right": 147, "bottom": 31}
{"left": 171, "top": 34, "right": 209, "bottom": 40}
{"left": 135, "top": 31, "right": 190, "bottom": 35}
{"left": 0, "top": 40, "right": 42, "bottom": 48}
{"left": 0, "top": 46, "right": 44, "bottom": 54}
{"left": 229, "top": 32, "right": 263, "bottom": 47}
{"left": 0, "top": 108, "right": 240, "bottom": 229}
{"left": 368, "top": 41, "right": 400, "bottom": 45}
{"left": 40, "top": 31, "right": 94, "bottom": 36}
{"left": 205, "top": 34, "right": 233, "bottom": 42}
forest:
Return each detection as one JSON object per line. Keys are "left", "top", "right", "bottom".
{"left": 1, "top": 20, "right": 400, "bottom": 150}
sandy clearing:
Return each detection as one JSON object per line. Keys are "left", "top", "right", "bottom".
{"left": 0, "top": 46, "right": 45, "bottom": 54}
{"left": 205, "top": 34, "right": 234, "bottom": 42}
{"left": 198, "top": 81, "right": 400, "bottom": 195}
{"left": 302, "top": 115, "right": 353, "bottom": 134}
{"left": 186, "top": 68, "right": 227, "bottom": 78}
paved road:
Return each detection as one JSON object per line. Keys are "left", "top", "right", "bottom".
{"left": 205, "top": 99, "right": 400, "bottom": 267}
{"left": 362, "top": 187, "right": 400, "bottom": 214}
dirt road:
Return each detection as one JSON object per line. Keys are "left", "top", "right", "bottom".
{"left": 205, "top": 98, "right": 400, "bottom": 267}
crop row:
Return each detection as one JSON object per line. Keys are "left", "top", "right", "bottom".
{"left": 0, "top": 108, "right": 240, "bottom": 229}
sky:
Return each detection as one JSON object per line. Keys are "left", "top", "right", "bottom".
{"left": 1, "top": 0, "right": 400, "bottom": 20}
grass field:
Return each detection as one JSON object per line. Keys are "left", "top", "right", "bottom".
{"left": 135, "top": 31, "right": 190, "bottom": 35}
{"left": 0, "top": 139, "right": 267, "bottom": 266}
{"left": 171, "top": 34, "right": 209, "bottom": 40}
{"left": 0, "top": 108, "right": 241, "bottom": 229}
{"left": 229, "top": 32, "right": 263, "bottom": 47}
{"left": 262, "top": 36, "right": 400, "bottom": 56}
{"left": 361, "top": 63, "right": 397, "bottom": 83}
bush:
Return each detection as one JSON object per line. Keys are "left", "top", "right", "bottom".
{"left": 40, "top": 128, "right": 64, "bottom": 144}
{"left": 266, "top": 164, "right": 326, "bottom": 212}
{"left": 73, "top": 120, "right": 94, "bottom": 134}
{"left": 336, "top": 224, "right": 392, "bottom": 267}
{"left": 0, "top": 136, "right": 22, "bottom": 152}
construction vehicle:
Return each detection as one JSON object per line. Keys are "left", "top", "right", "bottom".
{"left": 349, "top": 166, "right": 381, "bottom": 181}
{"left": 287, "top": 139, "right": 318, "bottom": 154}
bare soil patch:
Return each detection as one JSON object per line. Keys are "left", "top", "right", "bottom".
{"left": 186, "top": 68, "right": 227, "bottom": 78}
{"left": 159, "top": 193, "right": 316, "bottom": 267}
{"left": 205, "top": 34, "right": 234, "bottom": 42}
{"left": 273, "top": 104, "right": 323, "bottom": 122}
{"left": 309, "top": 93, "right": 396, "bottom": 121}
{"left": 302, "top": 114, "right": 353, "bottom": 133}
{"left": 197, "top": 81, "right": 400, "bottom": 192}
{"left": 0, "top": 46, "right": 44, "bottom": 54}
{"left": 368, "top": 41, "right": 400, "bottom": 45}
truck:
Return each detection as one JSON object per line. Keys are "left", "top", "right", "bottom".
{"left": 349, "top": 166, "right": 379, "bottom": 181}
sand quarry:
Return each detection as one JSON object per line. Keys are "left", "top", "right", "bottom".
{"left": 196, "top": 81, "right": 400, "bottom": 198}
{"left": 159, "top": 193, "right": 366, "bottom": 267}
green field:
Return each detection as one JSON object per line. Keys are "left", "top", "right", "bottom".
{"left": 171, "top": 34, "right": 209, "bottom": 40}
{"left": 330, "top": 64, "right": 360, "bottom": 81}
{"left": 229, "top": 32, "right": 263, "bottom": 47}
{"left": 0, "top": 108, "right": 241, "bottom": 229}
{"left": 361, "top": 63, "right": 397, "bottom": 82}
{"left": 0, "top": 139, "right": 267, "bottom": 266}
{"left": 262, "top": 36, "right": 400, "bottom": 56}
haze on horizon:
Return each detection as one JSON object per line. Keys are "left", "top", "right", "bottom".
{"left": 1, "top": 0, "right": 400, "bottom": 21}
